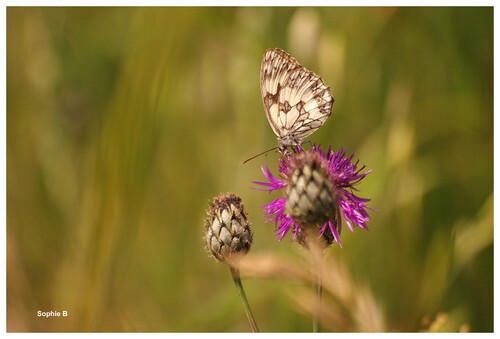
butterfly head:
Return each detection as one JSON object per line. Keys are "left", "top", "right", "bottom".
{"left": 277, "top": 134, "right": 303, "bottom": 155}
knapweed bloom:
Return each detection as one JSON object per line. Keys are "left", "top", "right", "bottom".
{"left": 204, "top": 193, "right": 253, "bottom": 262}
{"left": 254, "top": 145, "right": 372, "bottom": 247}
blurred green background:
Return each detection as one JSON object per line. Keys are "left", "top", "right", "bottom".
{"left": 7, "top": 7, "right": 493, "bottom": 332}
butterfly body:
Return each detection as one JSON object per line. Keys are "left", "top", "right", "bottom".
{"left": 260, "top": 48, "right": 334, "bottom": 154}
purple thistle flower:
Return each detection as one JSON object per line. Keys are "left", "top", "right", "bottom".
{"left": 253, "top": 145, "right": 373, "bottom": 247}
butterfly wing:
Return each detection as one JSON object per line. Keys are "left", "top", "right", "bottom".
{"left": 260, "top": 48, "right": 334, "bottom": 147}
{"left": 260, "top": 48, "right": 300, "bottom": 138}
{"left": 279, "top": 67, "right": 333, "bottom": 140}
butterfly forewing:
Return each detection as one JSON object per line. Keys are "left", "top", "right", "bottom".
{"left": 260, "top": 48, "right": 334, "bottom": 151}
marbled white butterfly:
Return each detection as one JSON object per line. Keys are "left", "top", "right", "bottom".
{"left": 260, "top": 48, "right": 334, "bottom": 154}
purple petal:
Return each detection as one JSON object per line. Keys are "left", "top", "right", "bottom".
{"left": 252, "top": 165, "right": 286, "bottom": 192}
{"left": 320, "top": 220, "right": 342, "bottom": 248}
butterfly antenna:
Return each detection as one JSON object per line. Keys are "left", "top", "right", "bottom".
{"left": 243, "top": 146, "right": 279, "bottom": 164}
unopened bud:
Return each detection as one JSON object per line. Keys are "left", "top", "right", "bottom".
{"left": 204, "top": 193, "right": 253, "bottom": 262}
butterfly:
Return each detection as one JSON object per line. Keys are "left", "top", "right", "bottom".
{"left": 260, "top": 48, "right": 334, "bottom": 154}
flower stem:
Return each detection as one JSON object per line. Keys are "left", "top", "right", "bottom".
{"left": 304, "top": 228, "right": 324, "bottom": 332}
{"left": 313, "top": 269, "right": 322, "bottom": 332}
{"left": 230, "top": 266, "right": 260, "bottom": 332}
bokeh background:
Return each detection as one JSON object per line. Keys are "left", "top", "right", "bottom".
{"left": 7, "top": 7, "right": 493, "bottom": 332}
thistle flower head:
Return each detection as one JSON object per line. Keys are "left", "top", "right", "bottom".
{"left": 254, "top": 145, "right": 372, "bottom": 247}
{"left": 204, "top": 193, "right": 253, "bottom": 262}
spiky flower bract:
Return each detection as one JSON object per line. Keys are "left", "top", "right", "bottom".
{"left": 253, "top": 145, "right": 372, "bottom": 247}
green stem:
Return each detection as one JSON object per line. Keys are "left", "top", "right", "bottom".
{"left": 230, "top": 266, "right": 260, "bottom": 332}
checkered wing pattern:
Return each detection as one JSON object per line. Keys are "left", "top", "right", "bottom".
{"left": 260, "top": 48, "right": 334, "bottom": 152}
